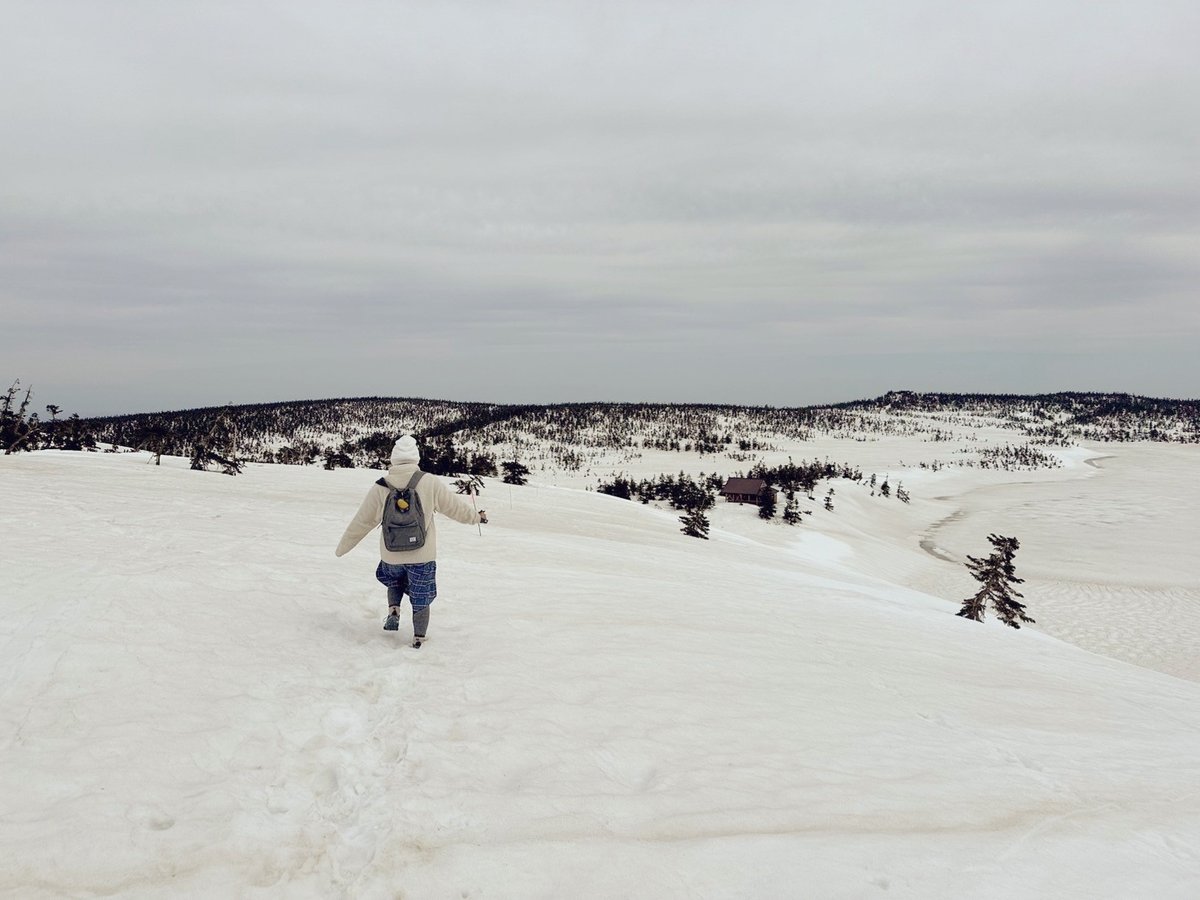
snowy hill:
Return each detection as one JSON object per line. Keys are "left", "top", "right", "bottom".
{"left": 2, "top": 447, "right": 1199, "bottom": 898}
{"left": 76, "top": 391, "right": 1200, "bottom": 474}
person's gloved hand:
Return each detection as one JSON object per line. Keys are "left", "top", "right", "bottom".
{"left": 478, "top": 510, "right": 489, "bottom": 525}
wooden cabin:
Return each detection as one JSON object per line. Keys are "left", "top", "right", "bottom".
{"left": 720, "top": 478, "right": 775, "bottom": 504}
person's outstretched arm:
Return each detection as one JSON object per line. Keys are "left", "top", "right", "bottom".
{"left": 431, "top": 479, "right": 486, "bottom": 526}
{"left": 336, "top": 486, "right": 386, "bottom": 556}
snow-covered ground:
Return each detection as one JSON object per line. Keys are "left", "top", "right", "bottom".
{"left": 2, "top": 442, "right": 1199, "bottom": 898}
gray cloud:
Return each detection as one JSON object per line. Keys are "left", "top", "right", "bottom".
{"left": 2, "top": 0, "right": 1198, "bottom": 413}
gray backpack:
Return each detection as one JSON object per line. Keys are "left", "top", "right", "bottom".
{"left": 376, "top": 471, "right": 427, "bottom": 551}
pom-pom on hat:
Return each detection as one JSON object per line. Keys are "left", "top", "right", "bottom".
{"left": 390, "top": 434, "right": 420, "bottom": 465}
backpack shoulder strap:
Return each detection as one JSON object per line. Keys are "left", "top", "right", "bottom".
{"left": 405, "top": 470, "right": 425, "bottom": 491}
{"left": 375, "top": 477, "right": 390, "bottom": 488}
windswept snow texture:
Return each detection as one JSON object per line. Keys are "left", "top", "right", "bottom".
{"left": 2, "top": 445, "right": 1199, "bottom": 898}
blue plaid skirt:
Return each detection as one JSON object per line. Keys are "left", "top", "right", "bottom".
{"left": 375, "top": 560, "right": 437, "bottom": 609}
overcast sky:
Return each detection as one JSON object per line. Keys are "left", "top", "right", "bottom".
{"left": 3, "top": 1, "right": 1198, "bottom": 414}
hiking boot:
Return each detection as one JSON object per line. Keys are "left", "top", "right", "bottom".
{"left": 411, "top": 635, "right": 425, "bottom": 649}
{"left": 383, "top": 608, "right": 401, "bottom": 631}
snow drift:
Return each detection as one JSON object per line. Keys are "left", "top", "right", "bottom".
{"left": 1, "top": 448, "right": 1198, "bottom": 898}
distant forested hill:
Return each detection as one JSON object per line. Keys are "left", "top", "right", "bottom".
{"left": 841, "top": 390, "right": 1200, "bottom": 444}
{"left": 75, "top": 391, "right": 1200, "bottom": 471}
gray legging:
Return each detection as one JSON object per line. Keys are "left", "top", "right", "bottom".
{"left": 377, "top": 561, "right": 436, "bottom": 637}
{"left": 411, "top": 605, "right": 430, "bottom": 638}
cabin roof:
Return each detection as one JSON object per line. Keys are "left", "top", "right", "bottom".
{"left": 721, "top": 477, "right": 768, "bottom": 494}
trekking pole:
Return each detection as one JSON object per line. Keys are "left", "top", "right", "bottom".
{"left": 471, "top": 486, "right": 482, "bottom": 536}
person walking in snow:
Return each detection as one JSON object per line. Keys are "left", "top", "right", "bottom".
{"left": 335, "top": 434, "right": 487, "bottom": 647}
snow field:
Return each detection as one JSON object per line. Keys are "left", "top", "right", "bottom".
{"left": 2, "top": 448, "right": 1199, "bottom": 898}
{"left": 902, "top": 444, "right": 1200, "bottom": 681}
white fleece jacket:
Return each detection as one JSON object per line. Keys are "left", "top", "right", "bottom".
{"left": 335, "top": 463, "right": 482, "bottom": 564}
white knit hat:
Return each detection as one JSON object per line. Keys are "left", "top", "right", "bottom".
{"left": 390, "top": 434, "right": 420, "bottom": 465}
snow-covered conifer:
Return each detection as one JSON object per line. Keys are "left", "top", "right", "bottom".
{"left": 757, "top": 484, "right": 777, "bottom": 520}
{"left": 679, "top": 508, "right": 710, "bottom": 539}
{"left": 957, "top": 534, "right": 1034, "bottom": 628}
{"left": 501, "top": 460, "right": 530, "bottom": 485}
{"left": 782, "top": 495, "right": 802, "bottom": 525}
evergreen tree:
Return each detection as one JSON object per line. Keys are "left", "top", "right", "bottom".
{"left": 423, "top": 436, "right": 470, "bottom": 476}
{"left": 42, "top": 404, "right": 61, "bottom": 449}
{"left": 57, "top": 413, "right": 94, "bottom": 451}
{"left": 323, "top": 449, "right": 355, "bottom": 469}
{"left": 453, "top": 474, "right": 485, "bottom": 495}
{"left": 597, "top": 476, "right": 634, "bottom": 500}
{"left": 896, "top": 483, "right": 910, "bottom": 503}
{"left": 781, "top": 494, "right": 802, "bottom": 525}
{"left": 189, "top": 409, "right": 243, "bottom": 475}
{"left": 757, "top": 483, "right": 777, "bottom": 520}
{"left": 824, "top": 488, "right": 835, "bottom": 512}
{"left": 957, "top": 534, "right": 1034, "bottom": 628}
{"left": 671, "top": 474, "right": 714, "bottom": 512}
{"left": 1, "top": 381, "right": 41, "bottom": 454}
{"left": 133, "top": 422, "right": 171, "bottom": 465}
{"left": 469, "top": 452, "right": 498, "bottom": 477}
{"left": 679, "top": 508, "right": 710, "bottom": 540}
{"left": 189, "top": 441, "right": 208, "bottom": 471}
{"left": 501, "top": 460, "right": 530, "bottom": 485}
{"left": 357, "top": 431, "right": 395, "bottom": 469}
